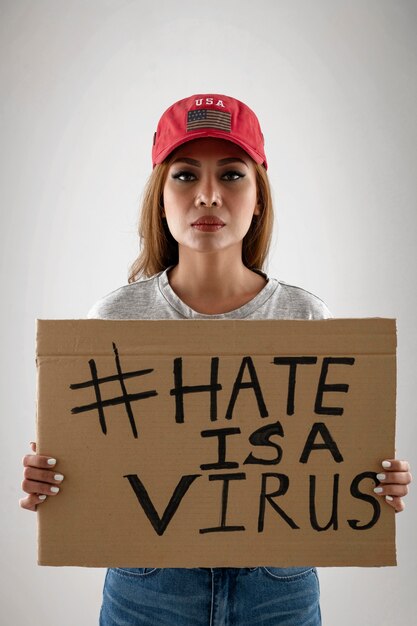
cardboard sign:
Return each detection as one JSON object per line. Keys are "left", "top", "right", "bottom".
{"left": 35, "top": 318, "right": 397, "bottom": 567}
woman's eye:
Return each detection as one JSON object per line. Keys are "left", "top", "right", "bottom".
{"left": 222, "top": 170, "right": 244, "bottom": 181}
{"left": 172, "top": 171, "right": 196, "bottom": 181}
{"left": 172, "top": 170, "right": 244, "bottom": 182}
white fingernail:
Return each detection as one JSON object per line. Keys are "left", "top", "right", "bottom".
{"left": 47, "top": 458, "right": 57, "bottom": 466}
{"left": 374, "top": 487, "right": 383, "bottom": 493}
{"left": 376, "top": 473, "right": 386, "bottom": 481}
{"left": 385, "top": 495, "right": 394, "bottom": 501}
{"left": 38, "top": 495, "right": 47, "bottom": 500}
{"left": 50, "top": 486, "right": 60, "bottom": 493}
{"left": 382, "top": 461, "right": 391, "bottom": 469}
{"left": 54, "top": 474, "right": 64, "bottom": 481}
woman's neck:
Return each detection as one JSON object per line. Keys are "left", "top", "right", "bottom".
{"left": 166, "top": 252, "right": 267, "bottom": 314}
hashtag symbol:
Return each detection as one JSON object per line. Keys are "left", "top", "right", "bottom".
{"left": 69, "top": 342, "right": 158, "bottom": 438}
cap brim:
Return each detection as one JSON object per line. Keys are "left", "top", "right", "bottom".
{"left": 153, "top": 130, "right": 266, "bottom": 168}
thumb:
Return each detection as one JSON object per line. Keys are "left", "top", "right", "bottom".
{"left": 29, "top": 441, "right": 37, "bottom": 452}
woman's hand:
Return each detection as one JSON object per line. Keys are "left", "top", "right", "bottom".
{"left": 374, "top": 459, "right": 412, "bottom": 513}
{"left": 19, "top": 442, "right": 64, "bottom": 511}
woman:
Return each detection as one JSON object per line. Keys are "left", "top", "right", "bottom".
{"left": 20, "top": 93, "right": 412, "bottom": 625}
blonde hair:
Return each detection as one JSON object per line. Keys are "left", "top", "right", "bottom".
{"left": 127, "top": 157, "right": 274, "bottom": 283}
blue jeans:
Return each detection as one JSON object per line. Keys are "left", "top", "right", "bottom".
{"left": 99, "top": 566, "right": 321, "bottom": 625}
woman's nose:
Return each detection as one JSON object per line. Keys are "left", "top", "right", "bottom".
{"left": 194, "top": 176, "right": 222, "bottom": 207}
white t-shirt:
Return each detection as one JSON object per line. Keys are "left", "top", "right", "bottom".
{"left": 87, "top": 265, "right": 332, "bottom": 321}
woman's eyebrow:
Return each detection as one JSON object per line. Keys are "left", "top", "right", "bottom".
{"left": 171, "top": 157, "right": 248, "bottom": 168}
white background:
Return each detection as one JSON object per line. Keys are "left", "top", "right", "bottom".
{"left": 1, "top": 1, "right": 416, "bottom": 624}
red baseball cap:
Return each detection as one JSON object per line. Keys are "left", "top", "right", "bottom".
{"left": 152, "top": 93, "right": 268, "bottom": 170}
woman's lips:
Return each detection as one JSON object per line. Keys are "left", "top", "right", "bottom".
{"left": 191, "top": 224, "right": 225, "bottom": 231}
{"left": 192, "top": 216, "right": 225, "bottom": 231}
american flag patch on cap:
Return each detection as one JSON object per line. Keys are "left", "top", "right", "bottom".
{"left": 187, "top": 109, "right": 231, "bottom": 132}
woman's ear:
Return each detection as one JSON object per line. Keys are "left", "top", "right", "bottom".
{"left": 160, "top": 198, "right": 166, "bottom": 218}
{"left": 253, "top": 200, "right": 261, "bottom": 216}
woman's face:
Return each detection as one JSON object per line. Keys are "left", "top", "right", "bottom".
{"left": 162, "top": 137, "right": 260, "bottom": 257}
